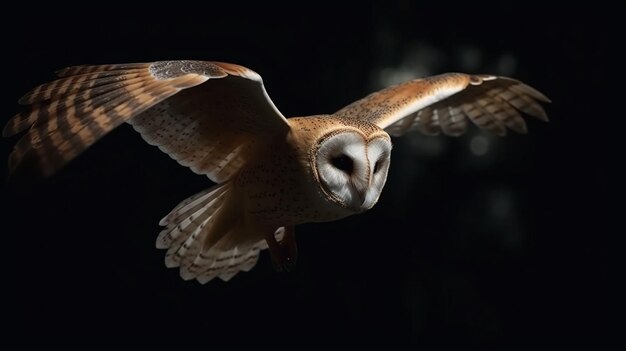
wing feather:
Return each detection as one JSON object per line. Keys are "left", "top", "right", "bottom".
{"left": 416, "top": 107, "right": 440, "bottom": 136}
{"left": 18, "top": 69, "right": 151, "bottom": 105}
{"left": 4, "top": 60, "right": 289, "bottom": 179}
{"left": 446, "top": 105, "right": 469, "bottom": 136}
{"left": 56, "top": 63, "right": 150, "bottom": 77}
{"left": 335, "top": 73, "right": 549, "bottom": 137}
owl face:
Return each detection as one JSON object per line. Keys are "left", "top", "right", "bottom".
{"left": 313, "top": 129, "right": 392, "bottom": 212}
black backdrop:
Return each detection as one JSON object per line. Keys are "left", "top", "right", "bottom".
{"left": 2, "top": 2, "right": 614, "bottom": 348}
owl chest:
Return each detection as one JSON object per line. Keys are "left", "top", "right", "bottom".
{"left": 235, "top": 139, "right": 350, "bottom": 226}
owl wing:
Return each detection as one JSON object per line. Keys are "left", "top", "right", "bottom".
{"left": 4, "top": 60, "right": 290, "bottom": 181}
{"left": 334, "top": 73, "right": 550, "bottom": 137}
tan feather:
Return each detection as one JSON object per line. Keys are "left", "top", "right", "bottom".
{"left": 416, "top": 107, "right": 440, "bottom": 136}
{"left": 194, "top": 226, "right": 285, "bottom": 284}
{"left": 55, "top": 63, "right": 151, "bottom": 77}
{"left": 127, "top": 65, "right": 289, "bottom": 183}
{"left": 462, "top": 102, "right": 507, "bottom": 136}
{"left": 505, "top": 86, "right": 549, "bottom": 121}
{"left": 444, "top": 105, "right": 469, "bottom": 136}
{"left": 18, "top": 69, "right": 151, "bottom": 105}
{"left": 156, "top": 184, "right": 230, "bottom": 249}
{"left": 478, "top": 93, "right": 528, "bottom": 134}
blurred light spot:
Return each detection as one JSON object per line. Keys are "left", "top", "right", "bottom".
{"left": 489, "top": 189, "right": 513, "bottom": 219}
{"left": 470, "top": 135, "right": 489, "bottom": 156}
{"left": 373, "top": 42, "right": 445, "bottom": 89}
{"left": 378, "top": 67, "right": 418, "bottom": 87}
{"left": 459, "top": 46, "right": 482, "bottom": 71}
{"left": 496, "top": 54, "right": 518, "bottom": 75}
{"left": 406, "top": 134, "right": 446, "bottom": 158}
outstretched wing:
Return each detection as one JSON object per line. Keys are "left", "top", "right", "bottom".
{"left": 334, "top": 73, "right": 550, "bottom": 137}
{"left": 4, "top": 60, "right": 290, "bottom": 180}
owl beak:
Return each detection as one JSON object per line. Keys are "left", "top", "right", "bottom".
{"left": 356, "top": 187, "right": 367, "bottom": 205}
{"left": 351, "top": 176, "right": 371, "bottom": 207}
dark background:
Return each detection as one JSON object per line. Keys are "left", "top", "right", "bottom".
{"left": 2, "top": 2, "right": 614, "bottom": 348}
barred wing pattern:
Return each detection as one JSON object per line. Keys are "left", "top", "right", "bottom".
{"left": 4, "top": 60, "right": 289, "bottom": 179}
{"left": 3, "top": 60, "right": 292, "bottom": 283}
{"left": 335, "top": 73, "right": 550, "bottom": 137}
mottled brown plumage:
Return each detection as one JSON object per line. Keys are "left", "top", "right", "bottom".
{"left": 4, "top": 60, "right": 549, "bottom": 283}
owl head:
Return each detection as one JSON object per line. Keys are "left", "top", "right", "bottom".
{"left": 312, "top": 125, "right": 392, "bottom": 212}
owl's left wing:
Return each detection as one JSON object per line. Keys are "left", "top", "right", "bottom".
{"left": 334, "top": 73, "right": 550, "bottom": 137}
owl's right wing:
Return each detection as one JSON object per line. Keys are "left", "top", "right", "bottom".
{"left": 4, "top": 60, "right": 290, "bottom": 181}
{"left": 334, "top": 73, "right": 550, "bottom": 137}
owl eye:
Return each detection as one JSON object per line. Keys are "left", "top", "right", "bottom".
{"left": 331, "top": 154, "right": 354, "bottom": 174}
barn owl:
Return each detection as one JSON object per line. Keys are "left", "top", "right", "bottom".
{"left": 3, "top": 60, "right": 549, "bottom": 283}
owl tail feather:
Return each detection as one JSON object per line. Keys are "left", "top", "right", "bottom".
{"left": 155, "top": 182, "right": 284, "bottom": 283}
